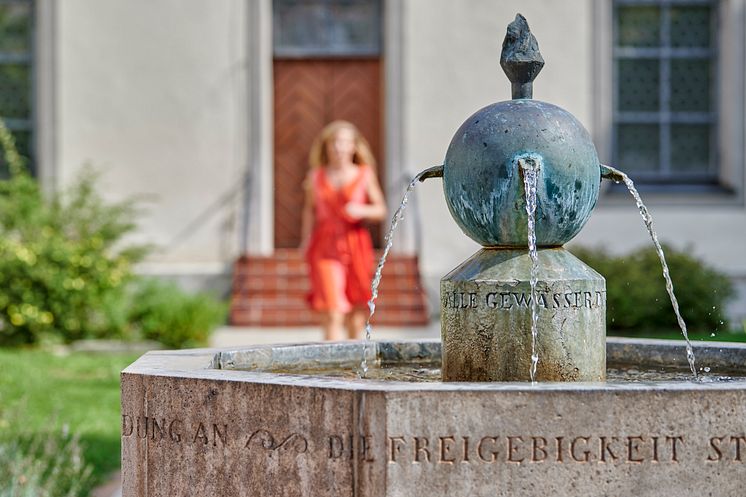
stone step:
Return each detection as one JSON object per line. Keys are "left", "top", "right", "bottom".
{"left": 229, "top": 251, "right": 430, "bottom": 327}
{"left": 231, "top": 294, "right": 428, "bottom": 310}
{"left": 229, "top": 308, "right": 430, "bottom": 327}
{"left": 230, "top": 291, "right": 426, "bottom": 303}
{"left": 233, "top": 274, "right": 422, "bottom": 294}
{"left": 233, "top": 259, "right": 420, "bottom": 277}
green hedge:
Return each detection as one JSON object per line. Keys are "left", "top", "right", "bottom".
{"left": 571, "top": 245, "right": 735, "bottom": 336}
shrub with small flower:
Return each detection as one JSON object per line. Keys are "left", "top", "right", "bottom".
{"left": 0, "top": 120, "right": 148, "bottom": 346}
{"left": 0, "top": 119, "right": 225, "bottom": 348}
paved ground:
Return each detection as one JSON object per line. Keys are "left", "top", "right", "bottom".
{"left": 91, "top": 473, "right": 122, "bottom": 497}
{"left": 94, "top": 322, "right": 441, "bottom": 497}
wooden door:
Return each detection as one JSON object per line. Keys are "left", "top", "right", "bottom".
{"left": 273, "top": 58, "right": 383, "bottom": 249}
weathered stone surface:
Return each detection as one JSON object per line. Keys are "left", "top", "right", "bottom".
{"left": 121, "top": 351, "right": 386, "bottom": 497}
{"left": 122, "top": 339, "right": 746, "bottom": 497}
{"left": 441, "top": 247, "right": 605, "bottom": 381}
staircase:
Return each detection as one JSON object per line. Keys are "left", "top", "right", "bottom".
{"left": 229, "top": 249, "right": 430, "bottom": 327}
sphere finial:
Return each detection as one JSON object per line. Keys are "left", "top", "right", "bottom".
{"left": 500, "top": 14, "right": 544, "bottom": 99}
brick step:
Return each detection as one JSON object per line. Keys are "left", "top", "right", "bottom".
{"left": 235, "top": 252, "right": 419, "bottom": 266}
{"left": 231, "top": 280, "right": 426, "bottom": 295}
{"left": 230, "top": 252, "right": 429, "bottom": 327}
{"left": 233, "top": 272, "right": 422, "bottom": 285}
{"left": 232, "top": 281, "right": 422, "bottom": 296}
{"left": 229, "top": 309, "right": 430, "bottom": 327}
{"left": 230, "top": 291, "right": 427, "bottom": 303}
{"left": 237, "top": 249, "right": 418, "bottom": 261}
{"left": 231, "top": 292, "right": 426, "bottom": 303}
{"left": 234, "top": 266, "right": 420, "bottom": 277}
{"left": 231, "top": 296, "right": 427, "bottom": 311}
{"left": 234, "top": 261, "right": 421, "bottom": 277}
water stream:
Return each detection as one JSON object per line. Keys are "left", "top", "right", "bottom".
{"left": 602, "top": 164, "right": 698, "bottom": 379}
{"left": 359, "top": 170, "right": 428, "bottom": 377}
{"left": 519, "top": 157, "right": 542, "bottom": 383}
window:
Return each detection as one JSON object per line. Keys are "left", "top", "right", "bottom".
{"left": 613, "top": 0, "right": 717, "bottom": 185}
{"left": 273, "top": 0, "right": 382, "bottom": 57}
{"left": 0, "top": 0, "right": 33, "bottom": 174}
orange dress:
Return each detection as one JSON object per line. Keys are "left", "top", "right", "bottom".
{"left": 306, "top": 164, "right": 375, "bottom": 313}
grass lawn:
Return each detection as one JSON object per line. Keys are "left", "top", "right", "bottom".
{"left": 0, "top": 348, "right": 139, "bottom": 493}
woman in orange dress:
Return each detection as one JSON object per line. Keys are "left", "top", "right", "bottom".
{"left": 301, "top": 121, "right": 387, "bottom": 341}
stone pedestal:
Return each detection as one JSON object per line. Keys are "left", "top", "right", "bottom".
{"left": 441, "top": 247, "right": 605, "bottom": 381}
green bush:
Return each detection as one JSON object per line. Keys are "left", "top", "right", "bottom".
{"left": 571, "top": 245, "right": 735, "bottom": 335}
{"left": 0, "top": 120, "right": 148, "bottom": 345}
{"left": 0, "top": 119, "right": 227, "bottom": 348}
{"left": 128, "top": 279, "right": 226, "bottom": 349}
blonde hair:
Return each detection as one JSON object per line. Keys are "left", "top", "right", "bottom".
{"left": 308, "top": 120, "right": 376, "bottom": 170}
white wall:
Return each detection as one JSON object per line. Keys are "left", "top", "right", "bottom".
{"left": 402, "top": 0, "right": 746, "bottom": 324}
{"left": 56, "top": 0, "right": 250, "bottom": 276}
{"left": 49, "top": 0, "right": 746, "bottom": 322}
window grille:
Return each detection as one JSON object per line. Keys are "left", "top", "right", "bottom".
{"left": 613, "top": 0, "right": 717, "bottom": 184}
{"left": 273, "top": 0, "right": 382, "bottom": 57}
{"left": 0, "top": 0, "right": 33, "bottom": 175}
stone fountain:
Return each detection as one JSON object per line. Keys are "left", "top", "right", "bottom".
{"left": 122, "top": 15, "right": 746, "bottom": 497}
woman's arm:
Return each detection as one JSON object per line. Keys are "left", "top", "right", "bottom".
{"left": 344, "top": 170, "right": 387, "bottom": 222}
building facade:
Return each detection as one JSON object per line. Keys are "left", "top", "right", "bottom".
{"left": 8, "top": 0, "right": 746, "bottom": 323}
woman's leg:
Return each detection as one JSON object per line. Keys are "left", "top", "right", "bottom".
{"left": 346, "top": 308, "right": 367, "bottom": 340}
{"left": 313, "top": 259, "right": 352, "bottom": 340}
{"left": 323, "top": 311, "right": 347, "bottom": 341}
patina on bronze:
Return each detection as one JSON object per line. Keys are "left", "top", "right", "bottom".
{"left": 423, "top": 14, "right": 613, "bottom": 381}
{"left": 500, "top": 13, "right": 544, "bottom": 100}
{"left": 424, "top": 14, "right": 608, "bottom": 247}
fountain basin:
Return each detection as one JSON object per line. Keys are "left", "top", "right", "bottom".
{"left": 122, "top": 338, "right": 746, "bottom": 496}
